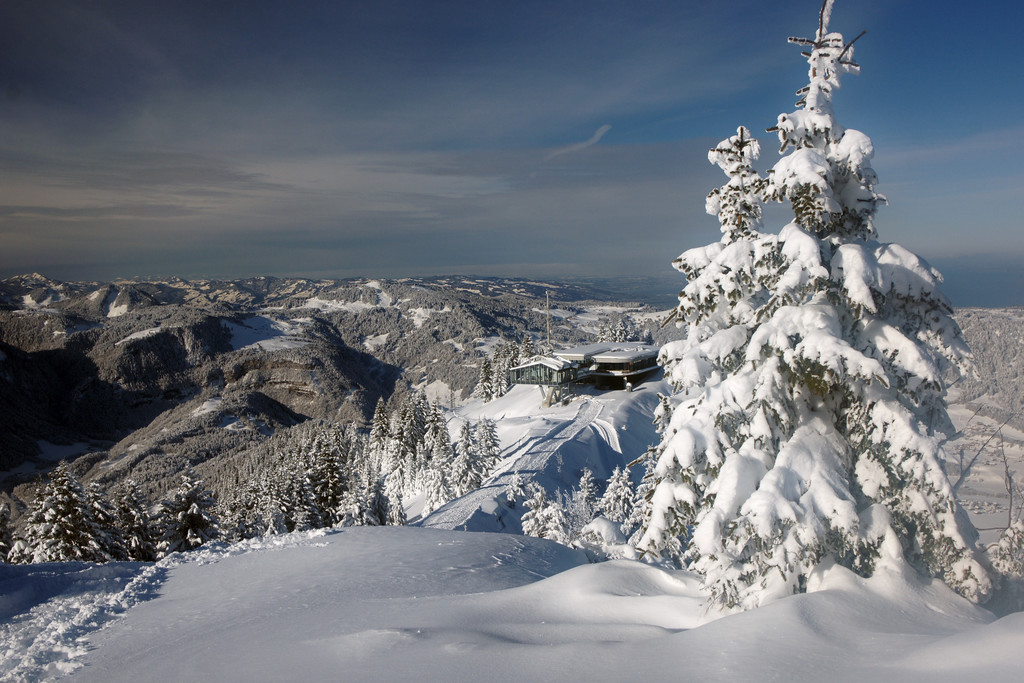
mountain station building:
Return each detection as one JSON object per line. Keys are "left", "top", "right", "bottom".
{"left": 508, "top": 342, "right": 660, "bottom": 406}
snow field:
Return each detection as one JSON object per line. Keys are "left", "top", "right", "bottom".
{"left": 5, "top": 525, "right": 1019, "bottom": 682}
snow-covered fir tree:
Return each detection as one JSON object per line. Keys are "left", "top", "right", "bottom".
{"left": 521, "top": 333, "right": 537, "bottom": 360}
{"left": 0, "top": 502, "right": 13, "bottom": 562}
{"left": 637, "top": 0, "right": 989, "bottom": 609}
{"left": 521, "top": 488, "right": 555, "bottom": 540}
{"left": 113, "top": 479, "right": 158, "bottom": 562}
{"left": 505, "top": 471, "right": 527, "bottom": 509}
{"left": 10, "top": 462, "right": 105, "bottom": 563}
{"left": 991, "top": 521, "right": 1024, "bottom": 580}
{"left": 384, "top": 474, "right": 407, "bottom": 526}
{"left": 156, "top": 471, "right": 220, "bottom": 557}
{"left": 421, "top": 466, "right": 454, "bottom": 517}
{"left": 475, "top": 418, "right": 501, "bottom": 476}
{"left": 558, "top": 489, "right": 594, "bottom": 545}
{"left": 577, "top": 468, "right": 599, "bottom": 507}
{"left": 476, "top": 341, "right": 521, "bottom": 402}
{"left": 451, "top": 422, "right": 482, "bottom": 496}
{"left": 307, "top": 427, "right": 352, "bottom": 527}
{"left": 85, "top": 482, "right": 127, "bottom": 562}
{"left": 472, "top": 357, "right": 494, "bottom": 400}
{"left": 600, "top": 466, "right": 635, "bottom": 528}
{"left": 368, "top": 397, "right": 391, "bottom": 470}
{"left": 364, "top": 477, "right": 390, "bottom": 526}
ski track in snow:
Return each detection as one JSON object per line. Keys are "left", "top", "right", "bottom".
{"left": 420, "top": 399, "right": 604, "bottom": 531}
{"left": 0, "top": 533, "right": 331, "bottom": 681}
{"left": 506, "top": 400, "right": 603, "bottom": 475}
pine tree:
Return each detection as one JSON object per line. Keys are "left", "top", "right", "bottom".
{"left": 364, "top": 477, "right": 390, "bottom": 526}
{"left": 473, "top": 357, "right": 493, "bottom": 400}
{"left": 600, "top": 466, "right": 635, "bottom": 526}
{"left": 0, "top": 502, "right": 13, "bottom": 562}
{"left": 256, "top": 475, "right": 290, "bottom": 536}
{"left": 521, "top": 488, "right": 551, "bottom": 539}
{"left": 368, "top": 397, "right": 391, "bottom": 470}
{"left": 578, "top": 468, "right": 599, "bottom": 507}
{"left": 558, "top": 489, "right": 592, "bottom": 545}
{"left": 85, "top": 482, "right": 127, "bottom": 561}
{"left": 521, "top": 333, "right": 537, "bottom": 360}
{"left": 285, "top": 462, "right": 323, "bottom": 532}
{"left": 475, "top": 419, "right": 501, "bottom": 477}
{"left": 14, "top": 462, "right": 104, "bottom": 563}
{"left": 219, "top": 485, "right": 261, "bottom": 543}
{"left": 505, "top": 471, "right": 527, "bottom": 509}
{"left": 637, "top": 0, "right": 989, "bottom": 609}
{"left": 156, "top": 472, "right": 220, "bottom": 557}
{"left": 451, "top": 422, "right": 482, "bottom": 496}
{"left": 113, "top": 479, "right": 157, "bottom": 561}
{"left": 308, "top": 428, "right": 350, "bottom": 527}
{"left": 421, "top": 466, "right": 454, "bottom": 516}
{"left": 384, "top": 474, "right": 407, "bottom": 526}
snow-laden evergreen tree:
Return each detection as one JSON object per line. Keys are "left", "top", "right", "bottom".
{"left": 364, "top": 477, "right": 390, "bottom": 526}
{"left": 637, "top": 0, "right": 989, "bottom": 609}
{"left": 473, "top": 357, "right": 494, "bottom": 400}
{"left": 156, "top": 471, "right": 220, "bottom": 557}
{"left": 12, "top": 462, "right": 105, "bottom": 563}
{"left": 285, "top": 462, "right": 323, "bottom": 532}
{"left": 421, "top": 466, "right": 454, "bottom": 517}
{"left": 450, "top": 422, "right": 482, "bottom": 496}
{"left": 521, "top": 333, "right": 537, "bottom": 360}
{"left": 475, "top": 418, "right": 501, "bottom": 476}
{"left": 600, "top": 466, "right": 635, "bottom": 528}
{"left": 477, "top": 341, "right": 520, "bottom": 402}
{"left": 0, "top": 502, "right": 13, "bottom": 562}
{"left": 368, "top": 397, "right": 391, "bottom": 470}
{"left": 308, "top": 427, "right": 351, "bottom": 527}
{"left": 113, "top": 479, "right": 158, "bottom": 561}
{"left": 558, "top": 489, "right": 594, "bottom": 545}
{"left": 384, "top": 474, "right": 407, "bottom": 526}
{"left": 521, "top": 488, "right": 553, "bottom": 539}
{"left": 85, "top": 482, "right": 127, "bottom": 561}
{"left": 256, "top": 476, "right": 290, "bottom": 536}
{"left": 219, "top": 483, "right": 260, "bottom": 543}
{"left": 505, "top": 471, "right": 527, "bottom": 509}
{"left": 578, "top": 468, "right": 599, "bottom": 507}
{"left": 991, "top": 521, "right": 1024, "bottom": 579}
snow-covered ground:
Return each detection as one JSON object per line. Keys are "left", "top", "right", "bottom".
{"left": 3, "top": 383, "right": 1023, "bottom": 681}
{"left": 3, "top": 526, "right": 1021, "bottom": 682}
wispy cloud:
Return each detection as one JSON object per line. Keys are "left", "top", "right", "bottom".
{"left": 545, "top": 125, "right": 613, "bottom": 161}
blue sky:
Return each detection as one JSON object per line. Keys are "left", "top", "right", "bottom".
{"left": 1, "top": 0, "right": 1021, "bottom": 305}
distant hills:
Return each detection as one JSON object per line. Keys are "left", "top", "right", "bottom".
{"left": 0, "top": 274, "right": 666, "bottom": 517}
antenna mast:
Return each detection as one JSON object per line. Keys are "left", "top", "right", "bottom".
{"left": 546, "top": 290, "right": 551, "bottom": 353}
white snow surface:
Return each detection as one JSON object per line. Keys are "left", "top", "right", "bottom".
{"left": 3, "top": 526, "right": 1021, "bottom": 682}
{"left": 113, "top": 327, "right": 163, "bottom": 346}
{"left": 223, "top": 316, "right": 309, "bottom": 352}
{"left": 3, "top": 381, "right": 1023, "bottom": 681}
{"left": 421, "top": 383, "right": 661, "bottom": 533}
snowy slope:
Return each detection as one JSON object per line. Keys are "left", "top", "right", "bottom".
{"left": 3, "top": 526, "right": 1022, "bottom": 682}
{"left": 4, "top": 376, "right": 1024, "bottom": 681}
{"left": 420, "top": 380, "right": 666, "bottom": 532}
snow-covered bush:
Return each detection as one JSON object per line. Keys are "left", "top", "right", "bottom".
{"left": 636, "top": 0, "right": 989, "bottom": 609}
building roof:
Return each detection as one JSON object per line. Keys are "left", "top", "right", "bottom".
{"left": 554, "top": 342, "right": 659, "bottom": 364}
{"left": 510, "top": 354, "right": 571, "bottom": 372}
